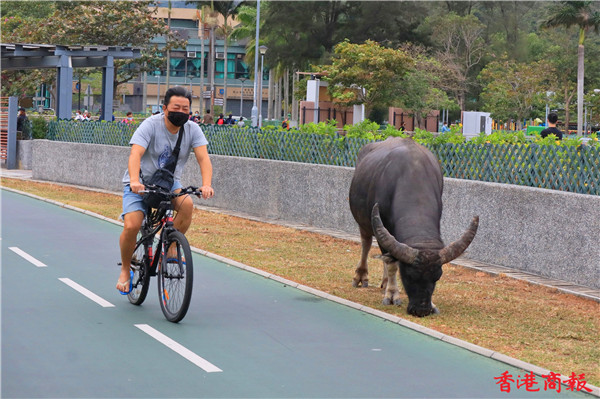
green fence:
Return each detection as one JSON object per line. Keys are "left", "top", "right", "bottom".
{"left": 47, "top": 120, "right": 599, "bottom": 195}
{"left": 48, "top": 119, "right": 137, "bottom": 146}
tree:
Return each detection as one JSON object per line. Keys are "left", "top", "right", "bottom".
{"left": 394, "top": 44, "right": 457, "bottom": 129}
{"left": 2, "top": 1, "right": 185, "bottom": 103}
{"left": 418, "top": 12, "right": 486, "bottom": 111}
{"left": 543, "top": 1, "right": 600, "bottom": 136}
{"left": 317, "top": 40, "right": 413, "bottom": 115}
{"left": 478, "top": 58, "right": 554, "bottom": 128}
{"left": 190, "top": 1, "right": 244, "bottom": 114}
{"left": 0, "top": 3, "right": 58, "bottom": 102}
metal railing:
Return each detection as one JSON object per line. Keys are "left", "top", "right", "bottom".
{"left": 47, "top": 120, "right": 600, "bottom": 195}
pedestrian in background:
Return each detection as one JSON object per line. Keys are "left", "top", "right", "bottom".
{"left": 540, "top": 112, "right": 563, "bottom": 140}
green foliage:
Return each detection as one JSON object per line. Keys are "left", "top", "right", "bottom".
{"left": 30, "top": 116, "right": 48, "bottom": 139}
{"left": 342, "top": 120, "right": 407, "bottom": 141}
{"left": 412, "top": 128, "right": 434, "bottom": 143}
{"left": 478, "top": 57, "right": 554, "bottom": 123}
{"left": 297, "top": 120, "right": 338, "bottom": 137}
{"left": 317, "top": 40, "right": 413, "bottom": 111}
{"left": 469, "top": 130, "right": 527, "bottom": 145}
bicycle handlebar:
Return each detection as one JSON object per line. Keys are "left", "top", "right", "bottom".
{"left": 140, "top": 185, "right": 203, "bottom": 198}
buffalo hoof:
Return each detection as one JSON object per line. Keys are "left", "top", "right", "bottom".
{"left": 352, "top": 279, "right": 368, "bottom": 288}
{"left": 382, "top": 297, "right": 402, "bottom": 306}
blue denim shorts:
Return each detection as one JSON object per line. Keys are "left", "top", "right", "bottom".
{"left": 120, "top": 181, "right": 183, "bottom": 220}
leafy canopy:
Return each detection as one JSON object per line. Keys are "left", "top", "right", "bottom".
{"left": 317, "top": 40, "right": 413, "bottom": 111}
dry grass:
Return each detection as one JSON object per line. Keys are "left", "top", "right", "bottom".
{"left": 2, "top": 177, "right": 599, "bottom": 386}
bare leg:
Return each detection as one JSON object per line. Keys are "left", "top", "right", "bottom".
{"left": 117, "top": 210, "right": 144, "bottom": 292}
{"left": 353, "top": 229, "right": 372, "bottom": 288}
{"left": 167, "top": 193, "right": 194, "bottom": 258}
{"left": 172, "top": 193, "right": 193, "bottom": 234}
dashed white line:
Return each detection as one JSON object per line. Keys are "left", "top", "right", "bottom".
{"left": 58, "top": 278, "right": 115, "bottom": 308}
{"left": 9, "top": 247, "right": 47, "bottom": 267}
{"left": 135, "top": 324, "right": 223, "bottom": 373}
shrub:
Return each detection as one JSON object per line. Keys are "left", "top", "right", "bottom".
{"left": 30, "top": 116, "right": 49, "bottom": 139}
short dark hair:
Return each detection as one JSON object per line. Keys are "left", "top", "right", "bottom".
{"left": 548, "top": 112, "right": 558, "bottom": 124}
{"left": 164, "top": 86, "right": 192, "bottom": 107}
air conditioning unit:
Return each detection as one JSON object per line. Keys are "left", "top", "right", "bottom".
{"left": 216, "top": 52, "right": 225, "bottom": 59}
{"left": 187, "top": 51, "right": 197, "bottom": 58}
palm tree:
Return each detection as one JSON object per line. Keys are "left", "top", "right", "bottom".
{"left": 544, "top": 1, "right": 600, "bottom": 136}
{"left": 190, "top": 1, "right": 244, "bottom": 114}
{"left": 210, "top": 1, "right": 245, "bottom": 114}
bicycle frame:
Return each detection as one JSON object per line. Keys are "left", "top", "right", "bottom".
{"left": 135, "top": 186, "right": 201, "bottom": 278}
{"left": 137, "top": 201, "right": 178, "bottom": 277}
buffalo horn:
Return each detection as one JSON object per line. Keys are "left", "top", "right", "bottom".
{"left": 439, "top": 216, "right": 479, "bottom": 265}
{"left": 371, "top": 203, "right": 419, "bottom": 264}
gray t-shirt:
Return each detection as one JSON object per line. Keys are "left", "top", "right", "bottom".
{"left": 122, "top": 113, "right": 208, "bottom": 185}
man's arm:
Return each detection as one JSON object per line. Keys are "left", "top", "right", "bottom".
{"left": 128, "top": 144, "right": 146, "bottom": 194}
{"left": 193, "top": 145, "right": 214, "bottom": 199}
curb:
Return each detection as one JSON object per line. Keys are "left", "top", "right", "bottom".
{"left": 2, "top": 185, "right": 599, "bottom": 397}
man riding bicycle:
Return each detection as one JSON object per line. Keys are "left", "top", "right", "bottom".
{"left": 117, "top": 86, "right": 214, "bottom": 293}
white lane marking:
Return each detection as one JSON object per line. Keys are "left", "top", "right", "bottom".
{"left": 135, "top": 324, "right": 223, "bottom": 373}
{"left": 9, "top": 247, "right": 47, "bottom": 267}
{"left": 58, "top": 278, "right": 115, "bottom": 308}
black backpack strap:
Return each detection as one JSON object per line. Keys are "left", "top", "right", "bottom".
{"left": 171, "top": 124, "right": 185, "bottom": 159}
{"left": 161, "top": 125, "right": 185, "bottom": 175}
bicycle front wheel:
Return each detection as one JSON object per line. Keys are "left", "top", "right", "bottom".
{"left": 128, "top": 230, "right": 151, "bottom": 305}
{"left": 158, "top": 231, "right": 193, "bottom": 323}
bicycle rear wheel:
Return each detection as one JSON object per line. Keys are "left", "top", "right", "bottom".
{"left": 128, "top": 229, "right": 151, "bottom": 305}
{"left": 158, "top": 230, "right": 193, "bottom": 323}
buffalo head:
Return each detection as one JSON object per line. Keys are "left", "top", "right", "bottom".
{"left": 371, "top": 203, "right": 479, "bottom": 317}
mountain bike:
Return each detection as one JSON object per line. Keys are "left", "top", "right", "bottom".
{"left": 123, "top": 185, "right": 201, "bottom": 323}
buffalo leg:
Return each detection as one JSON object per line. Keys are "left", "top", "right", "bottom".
{"left": 382, "top": 261, "right": 402, "bottom": 306}
{"left": 353, "top": 230, "right": 372, "bottom": 288}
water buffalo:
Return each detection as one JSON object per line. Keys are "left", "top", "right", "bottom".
{"left": 349, "top": 137, "right": 479, "bottom": 317}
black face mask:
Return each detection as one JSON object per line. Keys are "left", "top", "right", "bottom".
{"left": 167, "top": 111, "right": 188, "bottom": 127}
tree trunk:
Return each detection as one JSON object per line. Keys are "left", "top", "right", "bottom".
{"left": 209, "top": 26, "right": 215, "bottom": 115}
{"left": 267, "top": 69, "right": 274, "bottom": 120}
{"left": 276, "top": 77, "right": 282, "bottom": 120}
{"left": 200, "top": 18, "right": 205, "bottom": 114}
{"left": 292, "top": 69, "right": 299, "bottom": 123}
{"left": 577, "top": 43, "right": 584, "bottom": 136}
{"left": 223, "top": 24, "right": 228, "bottom": 115}
{"left": 563, "top": 86, "right": 575, "bottom": 135}
{"left": 284, "top": 69, "right": 290, "bottom": 118}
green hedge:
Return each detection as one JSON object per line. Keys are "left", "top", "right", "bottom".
{"left": 47, "top": 120, "right": 599, "bottom": 195}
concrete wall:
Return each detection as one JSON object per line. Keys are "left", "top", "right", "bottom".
{"left": 31, "top": 140, "right": 600, "bottom": 289}
{"left": 16, "top": 140, "right": 33, "bottom": 170}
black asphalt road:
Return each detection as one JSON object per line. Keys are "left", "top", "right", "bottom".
{"left": 1, "top": 189, "right": 592, "bottom": 398}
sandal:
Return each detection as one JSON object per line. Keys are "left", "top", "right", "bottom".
{"left": 117, "top": 270, "right": 134, "bottom": 295}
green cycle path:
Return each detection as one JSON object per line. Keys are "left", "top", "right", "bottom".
{"left": 1, "top": 189, "right": 594, "bottom": 398}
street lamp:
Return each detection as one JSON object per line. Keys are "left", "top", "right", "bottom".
{"left": 239, "top": 77, "right": 248, "bottom": 118}
{"left": 251, "top": 0, "right": 261, "bottom": 127}
{"left": 258, "top": 45, "right": 268, "bottom": 128}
